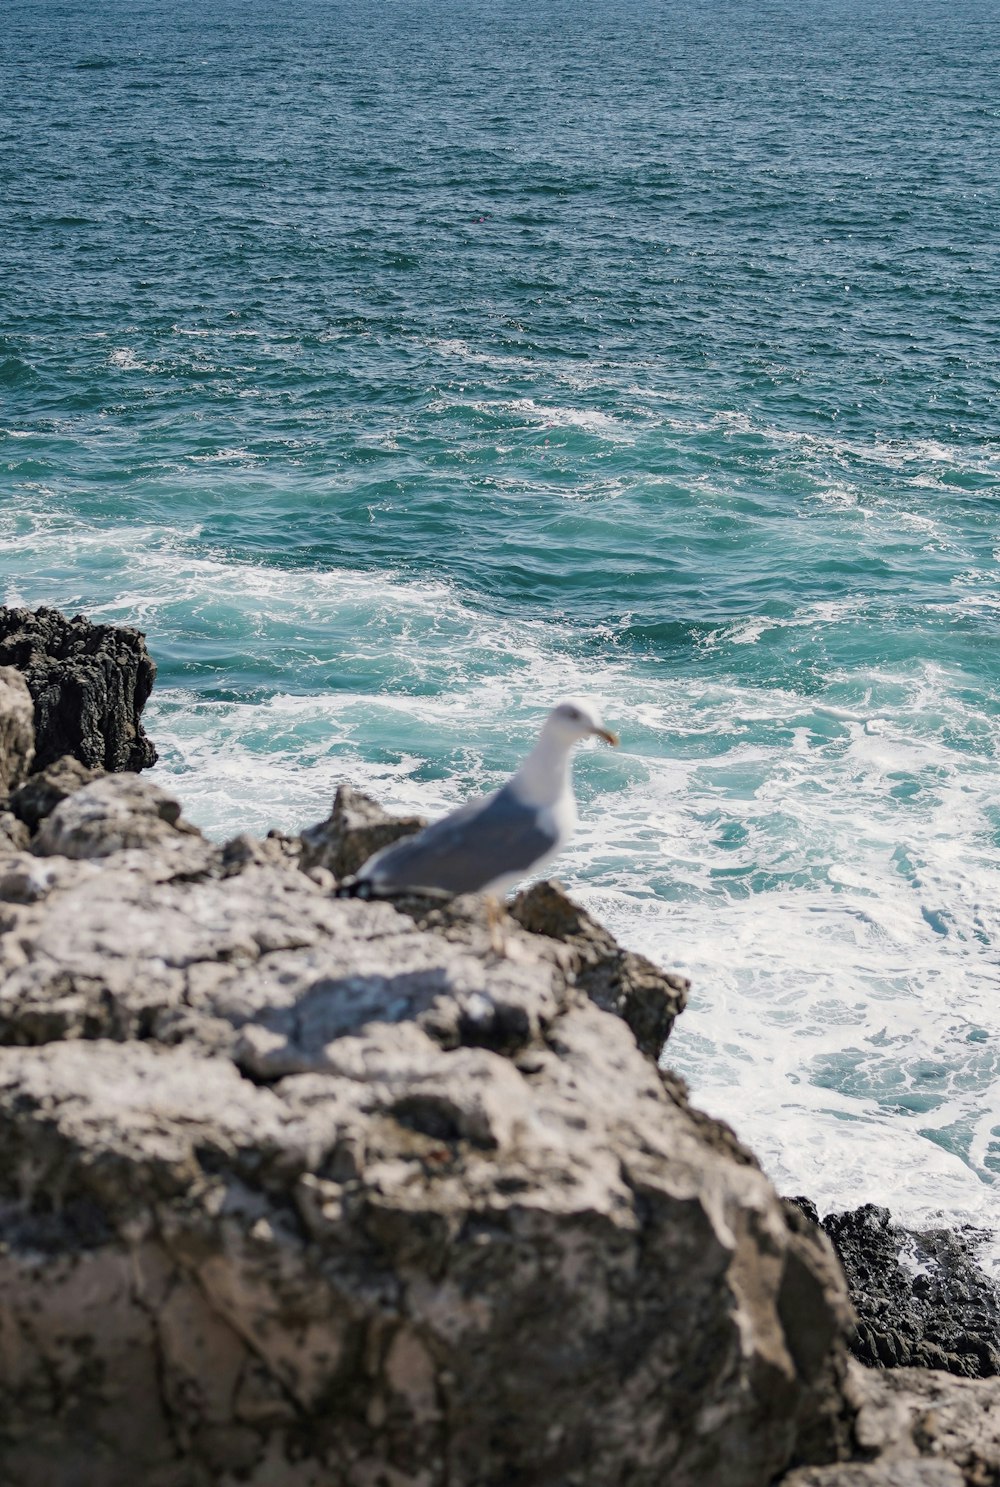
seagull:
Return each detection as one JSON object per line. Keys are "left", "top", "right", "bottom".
{"left": 344, "top": 699, "right": 618, "bottom": 898}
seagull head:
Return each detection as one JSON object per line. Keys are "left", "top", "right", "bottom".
{"left": 544, "top": 698, "right": 619, "bottom": 749}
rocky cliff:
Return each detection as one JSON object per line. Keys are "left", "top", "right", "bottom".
{"left": 0, "top": 606, "right": 157, "bottom": 773}
{"left": 0, "top": 608, "right": 996, "bottom": 1487}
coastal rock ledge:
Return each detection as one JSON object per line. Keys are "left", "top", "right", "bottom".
{"left": 0, "top": 776, "right": 852, "bottom": 1487}
{"left": 0, "top": 606, "right": 998, "bottom": 1487}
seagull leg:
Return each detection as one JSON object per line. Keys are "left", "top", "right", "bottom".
{"left": 485, "top": 893, "right": 506, "bottom": 957}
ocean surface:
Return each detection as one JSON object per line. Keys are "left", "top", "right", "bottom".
{"left": 3, "top": 0, "right": 999, "bottom": 1256}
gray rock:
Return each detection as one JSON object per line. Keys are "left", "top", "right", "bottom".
{"left": 510, "top": 877, "right": 689, "bottom": 1059}
{"left": 784, "top": 1464, "right": 965, "bottom": 1486}
{"left": 0, "top": 665, "right": 35, "bottom": 794}
{"left": 299, "top": 781, "right": 426, "bottom": 880}
{"left": 0, "top": 605, "right": 157, "bottom": 771}
{"left": 0, "top": 833, "right": 855, "bottom": 1487}
{"left": 0, "top": 810, "right": 30, "bottom": 854}
{"left": 9, "top": 752, "right": 103, "bottom": 831}
{"left": 780, "top": 1360, "right": 1000, "bottom": 1486}
{"left": 32, "top": 774, "right": 205, "bottom": 860}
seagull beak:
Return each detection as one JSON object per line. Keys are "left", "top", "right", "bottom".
{"left": 593, "top": 726, "right": 619, "bottom": 746}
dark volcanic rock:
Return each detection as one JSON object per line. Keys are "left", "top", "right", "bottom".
{"left": 792, "top": 1202, "right": 1000, "bottom": 1380}
{"left": 510, "top": 878, "right": 689, "bottom": 1059}
{"left": 0, "top": 606, "right": 157, "bottom": 772}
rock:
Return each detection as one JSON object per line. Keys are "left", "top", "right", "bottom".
{"left": 9, "top": 753, "right": 103, "bottom": 830}
{"left": 0, "top": 665, "right": 35, "bottom": 794}
{"left": 220, "top": 831, "right": 300, "bottom": 877}
{"left": 815, "top": 1204, "right": 1000, "bottom": 1379}
{"left": 0, "top": 834, "right": 855, "bottom": 1487}
{"left": 510, "top": 878, "right": 689, "bottom": 1059}
{"left": 0, "top": 810, "right": 30, "bottom": 853}
{"left": 663, "top": 1065, "right": 762, "bottom": 1168}
{"left": 0, "top": 605, "right": 157, "bottom": 772}
{"left": 298, "top": 781, "right": 426, "bottom": 880}
{"left": 32, "top": 774, "right": 204, "bottom": 861}
{"left": 783, "top": 1462, "right": 965, "bottom": 1486}
{"left": 779, "top": 1359, "right": 1000, "bottom": 1486}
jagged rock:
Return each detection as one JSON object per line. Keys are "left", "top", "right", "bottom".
{"left": 0, "top": 605, "right": 157, "bottom": 771}
{"left": 298, "top": 782, "right": 426, "bottom": 880}
{"left": 32, "top": 774, "right": 204, "bottom": 861}
{"left": 221, "top": 831, "right": 300, "bottom": 877}
{"left": 0, "top": 831, "right": 856, "bottom": 1487}
{"left": 662, "top": 1066, "right": 762, "bottom": 1168}
{"left": 5, "top": 607, "right": 998, "bottom": 1487}
{"left": 793, "top": 1203, "right": 1000, "bottom": 1380}
{"left": 0, "top": 811, "right": 30, "bottom": 854}
{"left": 0, "top": 665, "right": 35, "bottom": 794}
{"left": 9, "top": 752, "right": 102, "bottom": 830}
{"left": 780, "top": 1359, "right": 1000, "bottom": 1486}
{"left": 509, "top": 878, "right": 689, "bottom": 1059}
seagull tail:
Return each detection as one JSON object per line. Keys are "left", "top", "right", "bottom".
{"left": 333, "top": 876, "right": 375, "bottom": 900}
{"left": 333, "top": 878, "right": 453, "bottom": 903}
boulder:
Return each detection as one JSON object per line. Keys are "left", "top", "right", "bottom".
{"left": 9, "top": 753, "right": 102, "bottom": 830}
{"left": 298, "top": 795, "right": 690, "bottom": 1062}
{"left": 298, "top": 782, "right": 426, "bottom": 880}
{"left": 32, "top": 774, "right": 204, "bottom": 861}
{"left": 0, "top": 605, "right": 157, "bottom": 772}
{"left": 0, "top": 665, "right": 35, "bottom": 794}
{"left": 0, "top": 825, "right": 855, "bottom": 1487}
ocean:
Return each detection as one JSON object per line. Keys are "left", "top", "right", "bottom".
{"left": 2, "top": 0, "right": 998, "bottom": 1257}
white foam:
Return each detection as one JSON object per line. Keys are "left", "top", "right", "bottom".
{"left": 5, "top": 503, "right": 998, "bottom": 1260}
{"left": 108, "top": 347, "right": 154, "bottom": 371}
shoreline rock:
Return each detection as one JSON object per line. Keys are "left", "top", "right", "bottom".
{"left": 789, "top": 1199, "right": 1000, "bottom": 1381}
{"left": 0, "top": 605, "right": 157, "bottom": 772}
{"left": 0, "top": 769, "right": 856, "bottom": 1486}
{"left": 1, "top": 603, "right": 997, "bottom": 1487}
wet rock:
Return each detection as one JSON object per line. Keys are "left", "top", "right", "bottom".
{"left": 0, "top": 831, "right": 855, "bottom": 1487}
{"left": 817, "top": 1205, "right": 1000, "bottom": 1379}
{"left": 9, "top": 753, "right": 102, "bottom": 830}
{"left": 298, "top": 781, "right": 426, "bottom": 880}
{"left": 0, "top": 665, "right": 35, "bottom": 794}
{"left": 510, "top": 878, "right": 689, "bottom": 1059}
{"left": 0, "top": 605, "right": 157, "bottom": 772}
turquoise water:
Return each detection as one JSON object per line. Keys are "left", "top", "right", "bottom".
{"left": 3, "top": 0, "right": 999, "bottom": 1246}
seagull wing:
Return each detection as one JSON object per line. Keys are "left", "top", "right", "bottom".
{"left": 359, "top": 783, "right": 559, "bottom": 895}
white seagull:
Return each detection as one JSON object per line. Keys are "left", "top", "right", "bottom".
{"left": 349, "top": 699, "right": 618, "bottom": 897}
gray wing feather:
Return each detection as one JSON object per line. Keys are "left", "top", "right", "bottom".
{"left": 360, "top": 784, "right": 558, "bottom": 894}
